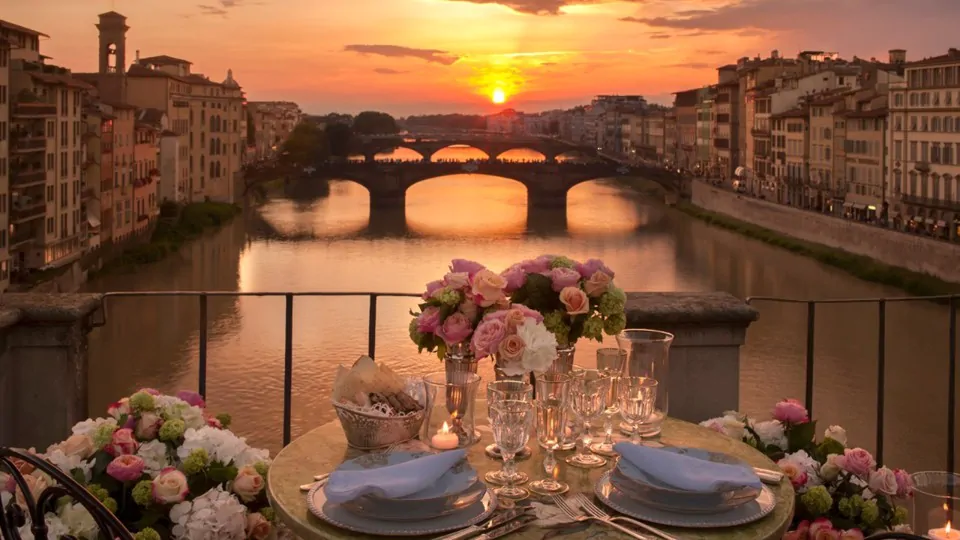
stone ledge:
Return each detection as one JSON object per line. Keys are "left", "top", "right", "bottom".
{"left": 625, "top": 292, "right": 759, "bottom": 327}
{"left": 0, "top": 293, "right": 104, "bottom": 324}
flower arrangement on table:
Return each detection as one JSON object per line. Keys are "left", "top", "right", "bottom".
{"left": 0, "top": 389, "right": 275, "bottom": 540}
{"left": 470, "top": 304, "right": 559, "bottom": 376}
{"left": 701, "top": 399, "right": 913, "bottom": 539}
{"left": 501, "top": 255, "right": 626, "bottom": 347}
{"left": 409, "top": 259, "right": 510, "bottom": 359}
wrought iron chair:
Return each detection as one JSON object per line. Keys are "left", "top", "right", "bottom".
{"left": 0, "top": 447, "right": 134, "bottom": 540}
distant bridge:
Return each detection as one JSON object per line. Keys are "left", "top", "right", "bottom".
{"left": 356, "top": 135, "right": 598, "bottom": 163}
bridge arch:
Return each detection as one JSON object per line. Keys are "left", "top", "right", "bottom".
{"left": 430, "top": 144, "right": 490, "bottom": 161}
{"left": 555, "top": 149, "right": 593, "bottom": 161}
{"left": 371, "top": 145, "right": 426, "bottom": 161}
{"left": 495, "top": 147, "right": 547, "bottom": 162}
{"left": 404, "top": 171, "right": 528, "bottom": 197}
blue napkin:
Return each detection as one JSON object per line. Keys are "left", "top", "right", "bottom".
{"left": 614, "top": 443, "right": 761, "bottom": 493}
{"left": 324, "top": 449, "right": 468, "bottom": 504}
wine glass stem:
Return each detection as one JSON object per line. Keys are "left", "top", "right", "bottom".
{"left": 578, "top": 418, "right": 590, "bottom": 457}
{"left": 503, "top": 454, "right": 517, "bottom": 486}
{"left": 544, "top": 448, "right": 556, "bottom": 477}
{"left": 631, "top": 421, "right": 642, "bottom": 444}
{"left": 603, "top": 414, "right": 614, "bottom": 445}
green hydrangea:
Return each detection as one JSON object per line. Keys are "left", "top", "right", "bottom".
{"left": 102, "top": 497, "right": 118, "bottom": 514}
{"left": 582, "top": 316, "right": 604, "bottom": 341}
{"left": 549, "top": 256, "right": 576, "bottom": 269}
{"left": 159, "top": 419, "right": 186, "bottom": 441}
{"left": 92, "top": 423, "right": 118, "bottom": 449}
{"left": 603, "top": 312, "right": 627, "bottom": 335}
{"left": 860, "top": 499, "right": 880, "bottom": 527}
{"left": 893, "top": 505, "right": 909, "bottom": 525}
{"left": 129, "top": 391, "right": 156, "bottom": 412}
{"left": 260, "top": 507, "right": 276, "bottom": 522}
{"left": 183, "top": 449, "right": 210, "bottom": 475}
{"left": 254, "top": 461, "right": 270, "bottom": 478}
{"left": 437, "top": 289, "right": 460, "bottom": 306}
{"left": 409, "top": 318, "right": 423, "bottom": 345}
{"left": 131, "top": 480, "right": 153, "bottom": 507}
{"left": 800, "top": 485, "right": 833, "bottom": 516}
{"left": 216, "top": 413, "right": 232, "bottom": 429}
{"left": 598, "top": 287, "right": 626, "bottom": 317}
{"left": 87, "top": 484, "right": 109, "bottom": 502}
{"left": 134, "top": 528, "right": 161, "bottom": 540}
{"left": 542, "top": 310, "right": 570, "bottom": 346}
{"left": 838, "top": 497, "right": 857, "bottom": 518}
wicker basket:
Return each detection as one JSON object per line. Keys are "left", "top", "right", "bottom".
{"left": 332, "top": 403, "right": 425, "bottom": 450}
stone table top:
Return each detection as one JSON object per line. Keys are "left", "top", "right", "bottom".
{"left": 267, "top": 417, "right": 794, "bottom": 540}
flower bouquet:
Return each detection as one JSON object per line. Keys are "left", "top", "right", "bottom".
{"left": 502, "top": 255, "right": 626, "bottom": 347}
{"left": 409, "top": 259, "right": 509, "bottom": 359}
{"left": 470, "top": 304, "right": 559, "bottom": 376}
{"left": 701, "top": 399, "right": 913, "bottom": 538}
{"left": 0, "top": 389, "right": 275, "bottom": 540}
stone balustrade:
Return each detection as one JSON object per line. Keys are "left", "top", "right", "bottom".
{"left": 0, "top": 292, "right": 758, "bottom": 449}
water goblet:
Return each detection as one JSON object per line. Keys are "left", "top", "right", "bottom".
{"left": 529, "top": 373, "right": 571, "bottom": 496}
{"left": 484, "top": 380, "right": 533, "bottom": 484}
{"left": 565, "top": 368, "right": 609, "bottom": 468}
{"left": 590, "top": 347, "right": 626, "bottom": 457}
{"left": 489, "top": 399, "right": 535, "bottom": 501}
{"left": 619, "top": 377, "right": 658, "bottom": 444}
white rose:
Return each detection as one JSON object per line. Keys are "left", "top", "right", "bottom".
{"left": 824, "top": 425, "right": 847, "bottom": 445}
{"left": 51, "top": 434, "right": 96, "bottom": 459}
{"left": 820, "top": 453, "right": 843, "bottom": 482}
{"left": 721, "top": 416, "right": 746, "bottom": 440}
{"left": 231, "top": 465, "right": 265, "bottom": 502}
{"left": 868, "top": 466, "right": 899, "bottom": 496}
{"left": 753, "top": 420, "right": 788, "bottom": 450}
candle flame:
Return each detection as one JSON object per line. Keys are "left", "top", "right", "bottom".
{"left": 947, "top": 522, "right": 952, "bottom": 534}
{"left": 440, "top": 422, "right": 451, "bottom": 434}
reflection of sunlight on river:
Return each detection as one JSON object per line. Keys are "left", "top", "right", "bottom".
{"left": 259, "top": 186, "right": 370, "bottom": 237}
{"left": 406, "top": 175, "right": 526, "bottom": 237}
{"left": 567, "top": 181, "right": 647, "bottom": 237}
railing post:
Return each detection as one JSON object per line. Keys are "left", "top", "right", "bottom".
{"left": 948, "top": 296, "right": 957, "bottom": 476}
{"left": 283, "top": 294, "right": 294, "bottom": 447}
{"left": 805, "top": 302, "right": 816, "bottom": 417}
{"left": 198, "top": 294, "right": 208, "bottom": 398}
{"left": 876, "top": 300, "right": 886, "bottom": 466}
{"left": 368, "top": 294, "right": 378, "bottom": 359}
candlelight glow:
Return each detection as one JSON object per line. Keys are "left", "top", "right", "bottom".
{"left": 440, "top": 421, "right": 451, "bottom": 433}
{"left": 492, "top": 88, "right": 506, "bottom": 104}
{"left": 947, "top": 521, "right": 952, "bottom": 534}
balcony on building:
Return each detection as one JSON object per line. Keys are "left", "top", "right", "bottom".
{"left": 10, "top": 124, "right": 47, "bottom": 154}
{"left": 714, "top": 138, "right": 730, "bottom": 149}
{"left": 900, "top": 194, "right": 960, "bottom": 212}
{"left": 11, "top": 196, "right": 46, "bottom": 224}
{"left": 12, "top": 91, "right": 58, "bottom": 118}
{"left": 10, "top": 157, "right": 47, "bottom": 189}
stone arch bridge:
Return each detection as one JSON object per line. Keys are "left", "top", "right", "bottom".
{"left": 357, "top": 135, "right": 597, "bottom": 163}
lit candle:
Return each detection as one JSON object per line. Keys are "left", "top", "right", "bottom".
{"left": 431, "top": 422, "right": 459, "bottom": 450}
{"left": 929, "top": 522, "right": 960, "bottom": 540}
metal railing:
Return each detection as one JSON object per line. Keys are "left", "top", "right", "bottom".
{"left": 747, "top": 295, "right": 959, "bottom": 474}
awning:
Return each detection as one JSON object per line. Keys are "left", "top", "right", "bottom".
{"left": 937, "top": 220, "right": 947, "bottom": 227}
{"left": 843, "top": 202, "right": 854, "bottom": 208}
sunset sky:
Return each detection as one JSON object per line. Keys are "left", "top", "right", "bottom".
{"left": 6, "top": 0, "right": 960, "bottom": 116}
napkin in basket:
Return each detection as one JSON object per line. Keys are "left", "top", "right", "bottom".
{"left": 613, "top": 442, "right": 761, "bottom": 493}
{"left": 324, "top": 449, "right": 467, "bottom": 504}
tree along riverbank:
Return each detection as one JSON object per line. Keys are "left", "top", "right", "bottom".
{"left": 674, "top": 201, "right": 960, "bottom": 297}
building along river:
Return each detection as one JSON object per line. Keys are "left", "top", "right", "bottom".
{"left": 84, "top": 146, "right": 958, "bottom": 473}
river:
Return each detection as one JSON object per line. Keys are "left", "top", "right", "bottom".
{"left": 84, "top": 146, "right": 958, "bottom": 473}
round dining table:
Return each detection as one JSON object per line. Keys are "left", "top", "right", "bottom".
{"left": 267, "top": 414, "right": 795, "bottom": 540}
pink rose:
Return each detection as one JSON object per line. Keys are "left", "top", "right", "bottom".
{"left": 498, "top": 335, "right": 526, "bottom": 363}
{"left": 503, "top": 308, "right": 528, "bottom": 330}
{"left": 443, "top": 271, "right": 470, "bottom": 290}
{"left": 549, "top": 267, "right": 582, "bottom": 292}
{"left": 500, "top": 264, "right": 527, "bottom": 293}
{"left": 422, "top": 280, "right": 444, "bottom": 300}
{"left": 777, "top": 457, "right": 808, "bottom": 488}
{"left": 893, "top": 468, "right": 914, "bottom": 497}
{"left": 459, "top": 300, "right": 479, "bottom": 322}
{"left": 176, "top": 390, "right": 206, "bottom": 409}
{"left": 783, "top": 521, "right": 811, "bottom": 540}
{"left": 417, "top": 306, "right": 442, "bottom": 334}
{"left": 471, "top": 269, "right": 507, "bottom": 307}
{"left": 0, "top": 473, "right": 14, "bottom": 493}
{"left": 450, "top": 259, "right": 485, "bottom": 276}
{"left": 107, "top": 398, "right": 131, "bottom": 419}
{"left": 135, "top": 412, "right": 162, "bottom": 440}
{"left": 577, "top": 259, "right": 614, "bottom": 279}
{"left": 105, "top": 428, "right": 139, "bottom": 456}
{"left": 773, "top": 399, "right": 810, "bottom": 424}
{"left": 520, "top": 256, "right": 551, "bottom": 274}
{"left": 814, "top": 527, "right": 841, "bottom": 540}
{"left": 809, "top": 518, "right": 835, "bottom": 539}
{"left": 206, "top": 416, "right": 224, "bottom": 429}
{"left": 868, "top": 466, "right": 899, "bottom": 496}
{"left": 838, "top": 448, "right": 876, "bottom": 478}
{"left": 471, "top": 319, "right": 507, "bottom": 358}
{"left": 584, "top": 270, "right": 612, "bottom": 297}
{"left": 232, "top": 465, "right": 266, "bottom": 502}
{"left": 107, "top": 454, "right": 146, "bottom": 483}
{"left": 436, "top": 312, "right": 473, "bottom": 346}
{"left": 840, "top": 529, "right": 865, "bottom": 540}
{"left": 152, "top": 467, "right": 189, "bottom": 504}
{"left": 246, "top": 512, "right": 272, "bottom": 540}
{"left": 559, "top": 287, "right": 590, "bottom": 315}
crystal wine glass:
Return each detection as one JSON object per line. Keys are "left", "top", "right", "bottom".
{"left": 565, "top": 368, "right": 609, "bottom": 468}
{"left": 529, "top": 372, "right": 571, "bottom": 496}
{"left": 484, "top": 380, "right": 533, "bottom": 485}
{"left": 619, "top": 377, "right": 658, "bottom": 444}
{"left": 590, "top": 347, "right": 626, "bottom": 457}
{"left": 489, "top": 399, "right": 535, "bottom": 501}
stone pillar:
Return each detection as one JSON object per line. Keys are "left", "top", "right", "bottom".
{"left": 0, "top": 294, "right": 103, "bottom": 450}
{"left": 624, "top": 292, "right": 758, "bottom": 424}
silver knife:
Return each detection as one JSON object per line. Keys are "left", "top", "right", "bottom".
{"left": 475, "top": 515, "right": 536, "bottom": 540}
{"left": 433, "top": 508, "right": 529, "bottom": 540}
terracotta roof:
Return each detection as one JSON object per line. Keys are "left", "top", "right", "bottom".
{"left": 127, "top": 64, "right": 190, "bottom": 83}
{"left": 0, "top": 20, "right": 49, "bottom": 38}
{"left": 772, "top": 108, "right": 808, "bottom": 119}
{"left": 845, "top": 107, "right": 888, "bottom": 119}
{"left": 906, "top": 50, "right": 960, "bottom": 68}
{"left": 28, "top": 71, "right": 94, "bottom": 90}
{"left": 103, "top": 101, "right": 136, "bottom": 110}
{"left": 139, "top": 55, "right": 192, "bottom": 66}
{"left": 185, "top": 74, "right": 221, "bottom": 86}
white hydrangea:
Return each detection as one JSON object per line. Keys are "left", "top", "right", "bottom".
{"left": 177, "top": 427, "right": 269, "bottom": 468}
{"left": 137, "top": 439, "right": 172, "bottom": 476}
{"left": 70, "top": 417, "right": 117, "bottom": 438}
{"left": 10, "top": 512, "right": 70, "bottom": 540}
{"left": 752, "top": 420, "right": 788, "bottom": 450}
{"left": 44, "top": 449, "right": 95, "bottom": 483}
{"left": 170, "top": 486, "right": 247, "bottom": 540}
{"left": 58, "top": 502, "right": 99, "bottom": 539}
{"left": 155, "top": 395, "right": 206, "bottom": 430}
{"left": 700, "top": 413, "right": 747, "bottom": 440}
{"left": 850, "top": 474, "right": 876, "bottom": 499}
{"left": 781, "top": 450, "right": 822, "bottom": 488}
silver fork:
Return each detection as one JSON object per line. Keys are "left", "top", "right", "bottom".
{"left": 551, "top": 495, "right": 649, "bottom": 540}
{"left": 574, "top": 493, "right": 678, "bottom": 540}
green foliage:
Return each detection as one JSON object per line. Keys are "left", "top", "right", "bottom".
{"left": 324, "top": 122, "right": 355, "bottom": 158}
{"left": 787, "top": 420, "right": 817, "bottom": 453}
{"left": 352, "top": 111, "right": 399, "bottom": 135}
{"left": 208, "top": 461, "right": 239, "bottom": 484}
{"left": 280, "top": 122, "right": 329, "bottom": 167}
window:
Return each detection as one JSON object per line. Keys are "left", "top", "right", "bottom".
{"left": 910, "top": 141, "right": 918, "bottom": 160}
{"left": 895, "top": 140, "right": 903, "bottom": 160}
{"left": 921, "top": 141, "right": 929, "bottom": 161}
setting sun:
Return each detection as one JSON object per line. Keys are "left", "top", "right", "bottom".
{"left": 492, "top": 88, "right": 506, "bottom": 104}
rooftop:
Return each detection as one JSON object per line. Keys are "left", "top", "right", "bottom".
{"left": 139, "top": 54, "right": 192, "bottom": 66}
{"left": 772, "top": 107, "right": 808, "bottom": 119}
{"left": 905, "top": 48, "right": 960, "bottom": 68}
{"left": 0, "top": 20, "right": 49, "bottom": 38}
{"left": 26, "top": 71, "right": 94, "bottom": 91}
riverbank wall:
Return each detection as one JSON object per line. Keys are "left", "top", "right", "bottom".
{"left": 688, "top": 180, "right": 960, "bottom": 285}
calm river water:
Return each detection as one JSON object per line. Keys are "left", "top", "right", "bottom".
{"left": 85, "top": 147, "right": 957, "bottom": 472}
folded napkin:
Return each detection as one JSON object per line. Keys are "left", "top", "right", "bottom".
{"left": 613, "top": 443, "right": 761, "bottom": 493}
{"left": 324, "top": 449, "right": 467, "bottom": 504}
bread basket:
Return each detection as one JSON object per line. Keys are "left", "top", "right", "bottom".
{"left": 332, "top": 403, "right": 425, "bottom": 450}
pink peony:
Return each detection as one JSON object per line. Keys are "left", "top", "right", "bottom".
{"left": 500, "top": 264, "right": 527, "bottom": 293}
{"left": 417, "top": 306, "right": 442, "bottom": 334}
{"left": 893, "top": 468, "right": 914, "bottom": 497}
{"left": 783, "top": 521, "right": 811, "bottom": 540}
{"left": 436, "top": 312, "right": 473, "bottom": 346}
{"left": 422, "top": 280, "right": 444, "bottom": 300}
{"left": 176, "top": 390, "right": 206, "bottom": 409}
{"left": 838, "top": 448, "right": 876, "bottom": 478}
{"left": 577, "top": 259, "right": 614, "bottom": 279}
{"left": 773, "top": 398, "right": 810, "bottom": 424}
{"left": 106, "top": 454, "right": 146, "bottom": 483}
{"left": 105, "top": 428, "right": 139, "bottom": 456}
{"left": 450, "top": 259, "right": 485, "bottom": 276}
{"left": 548, "top": 267, "right": 582, "bottom": 292}
{"left": 520, "top": 257, "right": 551, "bottom": 274}
{"left": 135, "top": 412, "right": 162, "bottom": 440}
{"left": 840, "top": 529, "right": 865, "bottom": 540}
{"left": 471, "top": 319, "right": 507, "bottom": 358}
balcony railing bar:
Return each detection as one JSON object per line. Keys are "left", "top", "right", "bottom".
{"left": 747, "top": 294, "right": 959, "bottom": 475}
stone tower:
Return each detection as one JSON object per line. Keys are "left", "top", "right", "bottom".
{"left": 97, "top": 11, "right": 129, "bottom": 74}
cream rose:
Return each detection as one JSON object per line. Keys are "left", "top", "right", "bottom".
{"left": 246, "top": 512, "right": 272, "bottom": 540}
{"left": 824, "top": 425, "right": 847, "bottom": 445}
{"left": 498, "top": 334, "right": 526, "bottom": 363}
{"left": 135, "top": 412, "right": 162, "bottom": 440}
{"left": 868, "top": 466, "right": 899, "bottom": 496}
{"left": 584, "top": 270, "right": 612, "bottom": 297}
{"left": 232, "top": 465, "right": 265, "bottom": 502}
{"left": 471, "top": 269, "right": 507, "bottom": 307}
{"left": 152, "top": 467, "right": 189, "bottom": 504}
{"left": 559, "top": 287, "right": 590, "bottom": 315}
{"left": 15, "top": 473, "right": 49, "bottom": 507}
{"left": 820, "top": 454, "right": 843, "bottom": 482}
{"left": 55, "top": 434, "right": 95, "bottom": 459}
{"left": 503, "top": 309, "right": 527, "bottom": 330}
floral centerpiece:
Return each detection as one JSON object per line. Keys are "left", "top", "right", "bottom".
{"left": 701, "top": 399, "right": 913, "bottom": 539}
{"left": 0, "top": 389, "right": 275, "bottom": 540}
{"left": 470, "top": 304, "right": 559, "bottom": 376}
{"left": 502, "top": 255, "right": 626, "bottom": 347}
{"left": 409, "top": 259, "right": 509, "bottom": 359}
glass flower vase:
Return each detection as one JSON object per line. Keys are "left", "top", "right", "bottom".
{"left": 444, "top": 342, "right": 478, "bottom": 375}
{"left": 422, "top": 371, "right": 481, "bottom": 449}
{"left": 616, "top": 329, "right": 674, "bottom": 437}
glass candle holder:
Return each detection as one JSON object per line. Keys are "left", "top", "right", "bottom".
{"left": 616, "top": 329, "right": 674, "bottom": 437}
{"left": 421, "top": 371, "right": 481, "bottom": 449}
{"left": 911, "top": 471, "right": 960, "bottom": 539}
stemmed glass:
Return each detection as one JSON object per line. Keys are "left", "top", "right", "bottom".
{"left": 489, "top": 400, "right": 535, "bottom": 501}
{"left": 565, "top": 368, "right": 609, "bottom": 468}
{"left": 484, "top": 381, "right": 533, "bottom": 486}
{"left": 529, "top": 373, "right": 571, "bottom": 496}
{"left": 619, "top": 377, "right": 658, "bottom": 444}
{"left": 590, "top": 347, "right": 626, "bottom": 457}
